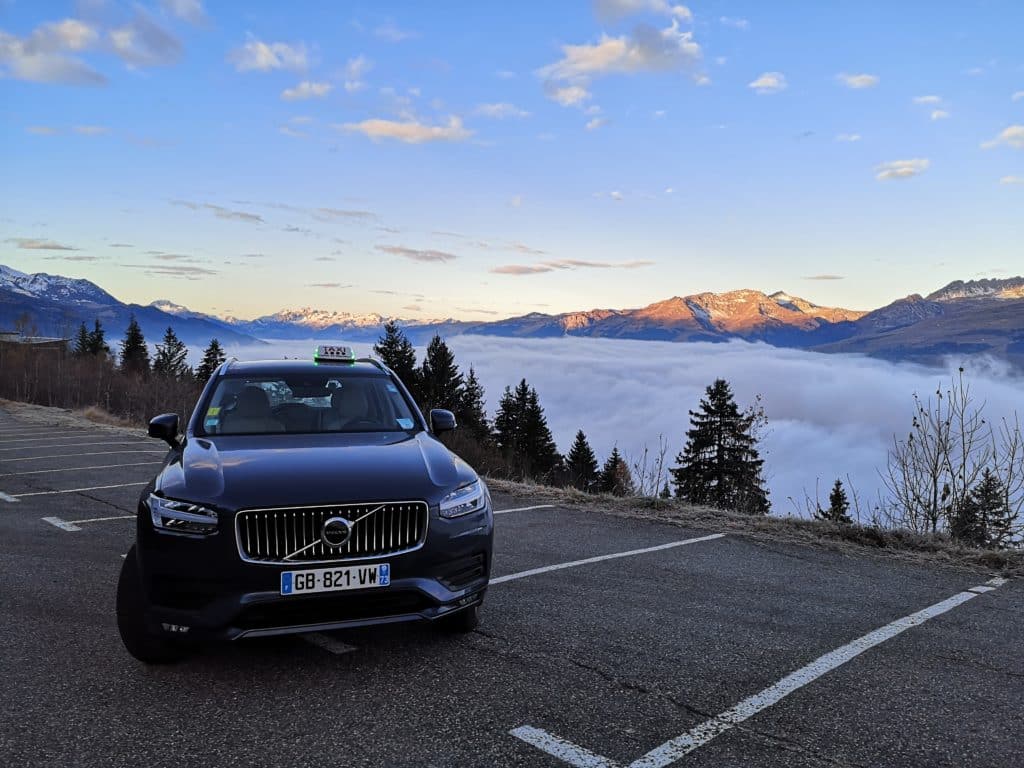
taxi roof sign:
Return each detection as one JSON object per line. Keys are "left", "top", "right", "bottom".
{"left": 314, "top": 344, "right": 356, "bottom": 363}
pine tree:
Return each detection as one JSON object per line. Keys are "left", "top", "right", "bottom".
{"left": 152, "top": 326, "right": 191, "bottom": 380}
{"left": 816, "top": 479, "right": 852, "bottom": 524}
{"left": 195, "top": 338, "right": 226, "bottom": 384}
{"left": 119, "top": 315, "right": 150, "bottom": 376}
{"left": 374, "top": 321, "right": 420, "bottom": 401}
{"left": 952, "top": 469, "right": 1014, "bottom": 549}
{"left": 494, "top": 379, "right": 560, "bottom": 479}
{"left": 599, "top": 446, "right": 635, "bottom": 496}
{"left": 565, "top": 430, "right": 599, "bottom": 491}
{"left": 523, "top": 385, "right": 561, "bottom": 478}
{"left": 457, "top": 366, "right": 491, "bottom": 443}
{"left": 671, "top": 378, "right": 769, "bottom": 514}
{"left": 86, "top": 319, "right": 110, "bottom": 357}
{"left": 419, "top": 335, "right": 463, "bottom": 414}
{"left": 73, "top": 322, "right": 90, "bottom": 357}
{"left": 660, "top": 483, "right": 672, "bottom": 499}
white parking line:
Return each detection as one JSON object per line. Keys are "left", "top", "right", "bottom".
{"left": 0, "top": 440, "right": 151, "bottom": 452}
{"left": 511, "top": 579, "right": 1007, "bottom": 767}
{"left": 42, "top": 517, "right": 81, "bottom": 531}
{"left": 0, "top": 450, "right": 166, "bottom": 462}
{"left": 494, "top": 504, "right": 555, "bottom": 515}
{"left": 491, "top": 534, "right": 725, "bottom": 586}
{"left": 0, "top": 490, "right": 20, "bottom": 503}
{"left": 0, "top": 434, "right": 114, "bottom": 444}
{"left": 44, "top": 514, "right": 134, "bottom": 530}
{"left": 14, "top": 482, "right": 148, "bottom": 498}
{"left": 0, "top": 461, "right": 159, "bottom": 477}
{"left": 303, "top": 632, "right": 359, "bottom": 655}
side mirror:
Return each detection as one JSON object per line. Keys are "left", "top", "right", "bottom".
{"left": 429, "top": 409, "right": 457, "bottom": 434}
{"left": 148, "top": 413, "right": 181, "bottom": 449}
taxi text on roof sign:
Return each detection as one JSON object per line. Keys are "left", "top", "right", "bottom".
{"left": 314, "top": 344, "right": 356, "bottom": 363}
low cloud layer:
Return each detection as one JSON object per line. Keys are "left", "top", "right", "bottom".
{"left": 214, "top": 337, "right": 1024, "bottom": 519}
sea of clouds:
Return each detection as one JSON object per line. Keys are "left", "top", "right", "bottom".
{"left": 210, "top": 336, "right": 1024, "bottom": 518}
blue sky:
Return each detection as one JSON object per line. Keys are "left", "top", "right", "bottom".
{"left": 2, "top": 0, "right": 1022, "bottom": 321}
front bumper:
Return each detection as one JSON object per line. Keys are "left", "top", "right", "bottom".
{"left": 135, "top": 502, "right": 493, "bottom": 643}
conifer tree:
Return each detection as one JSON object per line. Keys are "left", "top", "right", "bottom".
{"left": 73, "top": 322, "right": 90, "bottom": 357}
{"left": 816, "top": 479, "right": 853, "bottom": 524}
{"left": 374, "top": 321, "right": 420, "bottom": 401}
{"left": 671, "top": 378, "right": 769, "bottom": 514}
{"left": 195, "top": 338, "right": 226, "bottom": 384}
{"left": 599, "top": 446, "right": 635, "bottom": 496}
{"left": 86, "top": 318, "right": 110, "bottom": 357}
{"left": 494, "top": 379, "right": 561, "bottom": 479}
{"left": 152, "top": 327, "right": 191, "bottom": 380}
{"left": 119, "top": 315, "right": 150, "bottom": 376}
{"left": 457, "top": 366, "right": 491, "bottom": 443}
{"left": 565, "top": 430, "right": 599, "bottom": 491}
{"left": 951, "top": 469, "right": 1014, "bottom": 549}
{"left": 419, "top": 334, "right": 463, "bottom": 414}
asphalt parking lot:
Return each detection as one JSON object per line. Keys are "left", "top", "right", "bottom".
{"left": 1, "top": 408, "right": 1021, "bottom": 768}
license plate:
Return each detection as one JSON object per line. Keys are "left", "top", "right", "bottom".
{"left": 280, "top": 563, "right": 390, "bottom": 596}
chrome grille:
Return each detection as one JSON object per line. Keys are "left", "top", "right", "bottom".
{"left": 235, "top": 501, "right": 428, "bottom": 564}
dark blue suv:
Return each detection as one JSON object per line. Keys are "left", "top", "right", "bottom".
{"left": 116, "top": 346, "right": 493, "bottom": 663}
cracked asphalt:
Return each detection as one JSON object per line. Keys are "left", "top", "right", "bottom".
{"left": 1, "top": 408, "right": 1021, "bottom": 767}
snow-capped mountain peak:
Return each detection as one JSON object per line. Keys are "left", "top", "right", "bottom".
{"left": 0, "top": 265, "right": 117, "bottom": 305}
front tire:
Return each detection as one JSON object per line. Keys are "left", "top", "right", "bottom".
{"left": 438, "top": 603, "right": 481, "bottom": 633}
{"left": 116, "top": 546, "right": 189, "bottom": 664}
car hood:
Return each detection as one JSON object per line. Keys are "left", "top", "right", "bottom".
{"left": 155, "top": 431, "right": 473, "bottom": 510}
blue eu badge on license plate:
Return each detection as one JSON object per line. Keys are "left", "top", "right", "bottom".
{"left": 281, "top": 572, "right": 293, "bottom": 594}
{"left": 378, "top": 564, "right": 390, "bottom": 586}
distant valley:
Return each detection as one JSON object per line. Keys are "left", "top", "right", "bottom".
{"left": 2, "top": 264, "right": 1022, "bottom": 368}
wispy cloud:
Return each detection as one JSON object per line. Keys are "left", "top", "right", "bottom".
{"left": 343, "top": 54, "right": 371, "bottom": 92}
{"left": 930, "top": 109, "right": 950, "bottom": 121}
{"left": 172, "top": 200, "right": 264, "bottom": 223}
{"left": 0, "top": 19, "right": 106, "bottom": 85}
{"left": 161, "top": 1, "right": 208, "bottom": 27}
{"left": 836, "top": 72, "right": 879, "bottom": 89}
{"left": 374, "top": 22, "right": 417, "bottom": 43}
{"left": 803, "top": 274, "right": 845, "bottom": 281}
{"left": 835, "top": 133, "right": 861, "bottom": 142}
{"left": 539, "top": 21, "right": 700, "bottom": 84}
{"left": 8, "top": 237, "right": 78, "bottom": 250}
{"left": 43, "top": 254, "right": 100, "bottom": 262}
{"left": 109, "top": 243, "right": 134, "bottom": 248}
{"left": 585, "top": 116, "right": 609, "bottom": 131}
{"left": 124, "top": 264, "right": 217, "bottom": 278}
{"left": 474, "top": 102, "right": 530, "bottom": 119}
{"left": 109, "top": 8, "right": 182, "bottom": 68}
{"left": 340, "top": 116, "right": 471, "bottom": 144}
{"left": 719, "top": 16, "right": 749, "bottom": 29}
{"left": 544, "top": 83, "right": 592, "bottom": 107}
{"left": 312, "top": 208, "right": 376, "bottom": 221}
{"left": 998, "top": 175, "right": 1023, "bottom": 185}
{"left": 1013, "top": 91, "right": 1024, "bottom": 102}
{"left": 229, "top": 37, "right": 308, "bottom": 72}
{"left": 492, "top": 258, "right": 654, "bottom": 275}
{"left": 281, "top": 80, "right": 332, "bottom": 100}
{"left": 912, "top": 95, "right": 942, "bottom": 105}
{"left": 307, "top": 282, "right": 353, "bottom": 289}
{"left": 73, "top": 125, "right": 108, "bottom": 135}
{"left": 594, "top": 1, "right": 692, "bottom": 21}
{"left": 748, "top": 71, "right": 786, "bottom": 94}
{"left": 26, "top": 126, "right": 59, "bottom": 136}
{"left": 875, "top": 158, "right": 929, "bottom": 180}
{"left": 376, "top": 245, "right": 457, "bottom": 263}
{"left": 981, "top": 125, "right": 1024, "bottom": 150}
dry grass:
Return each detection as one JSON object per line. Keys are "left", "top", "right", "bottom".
{"left": 0, "top": 399, "right": 146, "bottom": 439}
{"left": 486, "top": 478, "right": 1024, "bottom": 577}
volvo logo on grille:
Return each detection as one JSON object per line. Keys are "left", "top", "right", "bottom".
{"left": 322, "top": 516, "right": 353, "bottom": 548}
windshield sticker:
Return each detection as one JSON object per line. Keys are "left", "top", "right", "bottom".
{"left": 207, "top": 406, "right": 221, "bottom": 416}
{"left": 397, "top": 418, "right": 414, "bottom": 429}
{"left": 386, "top": 384, "right": 399, "bottom": 393}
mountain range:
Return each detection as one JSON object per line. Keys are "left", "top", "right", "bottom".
{"left": 2, "top": 264, "right": 1022, "bottom": 368}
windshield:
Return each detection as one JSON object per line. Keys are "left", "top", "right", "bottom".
{"left": 199, "top": 373, "right": 418, "bottom": 435}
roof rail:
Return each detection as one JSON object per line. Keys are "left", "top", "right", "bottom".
{"left": 357, "top": 356, "right": 391, "bottom": 373}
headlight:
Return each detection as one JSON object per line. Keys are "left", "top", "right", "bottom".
{"left": 149, "top": 494, "right": 219, "bottom": 536}
{"left": 439, "top": 480, "right": 486, "bottom": 519}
